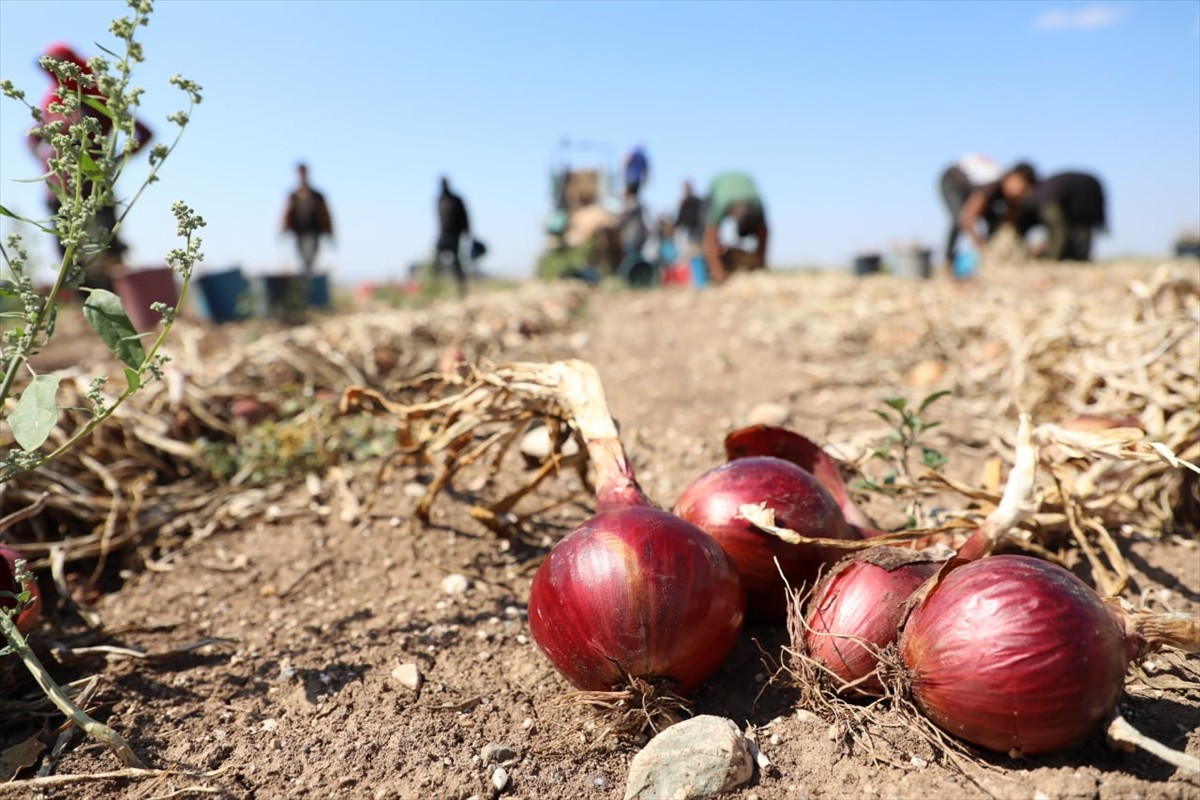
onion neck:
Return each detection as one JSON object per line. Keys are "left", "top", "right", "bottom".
{"left": 589, "top": 436, "right": 651, "bottom": 513}
{"left": 552, "top": 360, "right": 650, "bottom": 513}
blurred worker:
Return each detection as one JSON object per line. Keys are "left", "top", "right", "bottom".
{"left": 674, "top": 180, "right": 706, "bottom": 253}
{"left": 28, "top": 43, "right": 153, "bottom": 288}
{"left": 702, "top": 171, "right": 768, "bottom": 284}
{"left": 957, "top": 162, "right": 1038, "bottom": 255}
{"left": 1023, "top": 172, "right": 1107, "bottom": 262}
{"left": 281, "top": 162, "right": 335, "bottom": 278}
{"left": 938, "top": 154, "right": 1003, "bottom": 272}
{"left": 624, "top": 144, "right": 650, "bottom": 196}
{"left": 618, "top": 184, "right": 649, "bottom": 261}
{"left": 435, "top": 176, "right": 471, "bottom": 297}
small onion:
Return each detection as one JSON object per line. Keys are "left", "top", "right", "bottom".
{"left": 528, "top": 504, "right": 745, "bottom": 692}
{"left": 0, "top": 546, "right": 41, "bottom": 636}
{"left": 803, "top": 547, "right": 941, "bottom": 694}
{"left": 675, "top": 456, "right": 859, "bottom": 618}
{"left": 900, "top": 555, "right": 1130, "bottom": 755}
{"left": 724, "top": 424, "right": 874, "bottom": 530}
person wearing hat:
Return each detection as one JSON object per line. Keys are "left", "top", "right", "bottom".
{"left": 702, "top": 171, "right": 768, "bottom": 284}
{"left": 27, "top": 43, "right": 153, "bottom": 287}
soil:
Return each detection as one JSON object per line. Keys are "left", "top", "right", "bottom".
{"left": 2, "top": 263, "right": 1199, "bottom": 799}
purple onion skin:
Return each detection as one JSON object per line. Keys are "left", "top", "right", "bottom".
{"left": 901, "top": 555, "right": 1128, "bottom": 755}
{"left": 805, "top": 552, "right": 938, "bottom": 694}
{"left": 675, "top": 457, "right": 859, "bottom": 619}
{"left": 528, "top": 506, "right": 746, "bottom": 692}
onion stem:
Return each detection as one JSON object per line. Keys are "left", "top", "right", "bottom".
{"left": 1107, "top": 713, "right": 1200, "bottom": 774}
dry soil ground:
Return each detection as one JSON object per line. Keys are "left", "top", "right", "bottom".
{"left": 2, "top": 262, "right": 1198, "bottom": 800}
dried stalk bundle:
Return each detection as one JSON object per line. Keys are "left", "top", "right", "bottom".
{"left": 1, "top": 284, "right": 589, "bottom": 577}
{"left": 340, "top": 361, "right": 592, "bottom": 534}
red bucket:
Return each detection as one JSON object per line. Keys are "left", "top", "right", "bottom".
{"left": 113, "top": 266, "right": 179, "bottom": 331}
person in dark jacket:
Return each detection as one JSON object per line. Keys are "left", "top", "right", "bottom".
{"left": 282, "top": 163, "right": 334, "bottom": 278}
{"left": 436, "top": 176, "right": 471, "bottom": 296}
{"left": 1023, "top": 172, "right": 1107, "bottom": 261}
{"left": 937, "top": 154, "right": 1002, "bottom": 270}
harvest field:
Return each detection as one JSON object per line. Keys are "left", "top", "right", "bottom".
{"left": 2, "top": 261, "right": 1199, "bottom": 799}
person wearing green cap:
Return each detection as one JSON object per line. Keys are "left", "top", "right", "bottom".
{"left": 702, "top": 171, "right": 768, "bottom": 284}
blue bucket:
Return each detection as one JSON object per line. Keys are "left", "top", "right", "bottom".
{"left": 308, "top": 274, "right": 331, "bottom": 308}
{"left": 195, "top": 268, "right": 250, "bottom": 323}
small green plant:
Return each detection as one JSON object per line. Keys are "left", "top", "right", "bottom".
{"left": 854, "top": 390, "right": 952, "bottom": 526}
{"left": 0, "top": 0, "right": 202, "bottom": 770}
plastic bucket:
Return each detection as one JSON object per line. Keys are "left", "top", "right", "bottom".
{"left": 113, "top": 266, "right": 179, "bottom": 331}
{"left": 891, "top": 249, "right": 932, "bottom": 280}
{"left": 308, "top": 273, "right": 331, "bottom": 309}
{"left": 195, "top": 268, "right": 250, "bottom": 323}
{"left": 618, "top": 254, "right": 658, "bottom": 288}
{"left": 1176, "top": 241, "right": 1200, "bottom": 259}
{"left": 263, "top": 274, "right": 308, "bottom": 321}
{"left": 853, "top": 253, "right": 882, "bottom": 276}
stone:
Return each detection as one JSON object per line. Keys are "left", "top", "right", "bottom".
{"left": 391, "top": 663, "right": 422, "bottom": 692}
{"left": 624, "top": 715, "right": 754, "bottom": 800}
{"left": 481, "top": 743, "right": 517, "bottom": 764}
{"left": 441, "top": 573, "right": 470, "bottom": 595}
{"left": 746, "top": 402, "right": 790, "bottom": 428}
{"left": 491, "top": 766, "right": 509, "bottom": 792}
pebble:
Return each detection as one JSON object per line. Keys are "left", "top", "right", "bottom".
{"left": 746, "top": 402, "right": 791, "bottom": 428}
{"left": 402, "top": 481, "right": 426, "bottom": 499}
{"left": 441, "top": 573, "right": 470, "bottom": 595}
{"left": 492, "top": 766, "right": 509, "bottom": 792}
{"left": 391, "top": 663, "right": 422, "bottom": 692}
{"left": 794, "top": 709, "right": 821, "bottom": 725}
{"left": 623, "top": 715, "right": 754, "bottom": 800}
{"left": 481, "top": 743, "right": 517, "bottom": 764}
{"left": 588, "top": 774, "right": 610, "bottom": 791}
{"left": 519, "top": 425, "right": 580, "bottom": 462}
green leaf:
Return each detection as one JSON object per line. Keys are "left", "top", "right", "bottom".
{"left": 0, "top": 204, "right": 16, "bottom": 219}
{"left": 8, "top": 374, "right": 62, "bottom": 450}
{"left": 922, "top": 447, "right": 948, "bottom": 469}
{"left": 78, "top": 149, "right": 103, "bottom": 182}
{"left": 82, "top": 289, "right": 145, "bottom": 368}
{"left": 81, "top": 94, "right": 114, "bottom": 120}
{"left": 124, "top": 367, "right": 141, "bottom": 391}
{"left": 918, "top": 389, "right": 953, "bottom": 413}
{"left": 871, "top": 409, "right": 893, "bottom": 423}
{"left": 883, "top": 397, "right": 907, "bottom": 412}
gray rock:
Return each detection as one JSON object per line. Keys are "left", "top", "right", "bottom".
{"left": 481, "top": 743, "right": 517, "bottom": 764}
{"left": 624, "top": 715, "right": 754, "bottom": 800}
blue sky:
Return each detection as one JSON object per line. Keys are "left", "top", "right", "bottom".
{"left": 1, "top": 0, "right": 1198, "bottom": 282}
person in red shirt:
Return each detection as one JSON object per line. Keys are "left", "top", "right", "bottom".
{"left": 27, "top": 43, "right": 153, "bottom": 287}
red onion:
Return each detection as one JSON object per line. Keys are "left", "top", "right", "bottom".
{"left": 901, "top": 555, "right": 1134, "bottom": 755}
{"left": 529, "top": 501, "right": 745, "bottom": 692}
{"left": 526, "top": 362, "right": 745, "bottom": 692}
{"left": 675, "top": 456, "right": 859, "bottom": 618}
{"left": 724, "top": 425, "right": 874, "bottom": 531}
{"left": 0, "top": 546, "right": 41, "bottom": 636}
{"left": 803, "top": 547, "right": 941, "bottom": 695}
